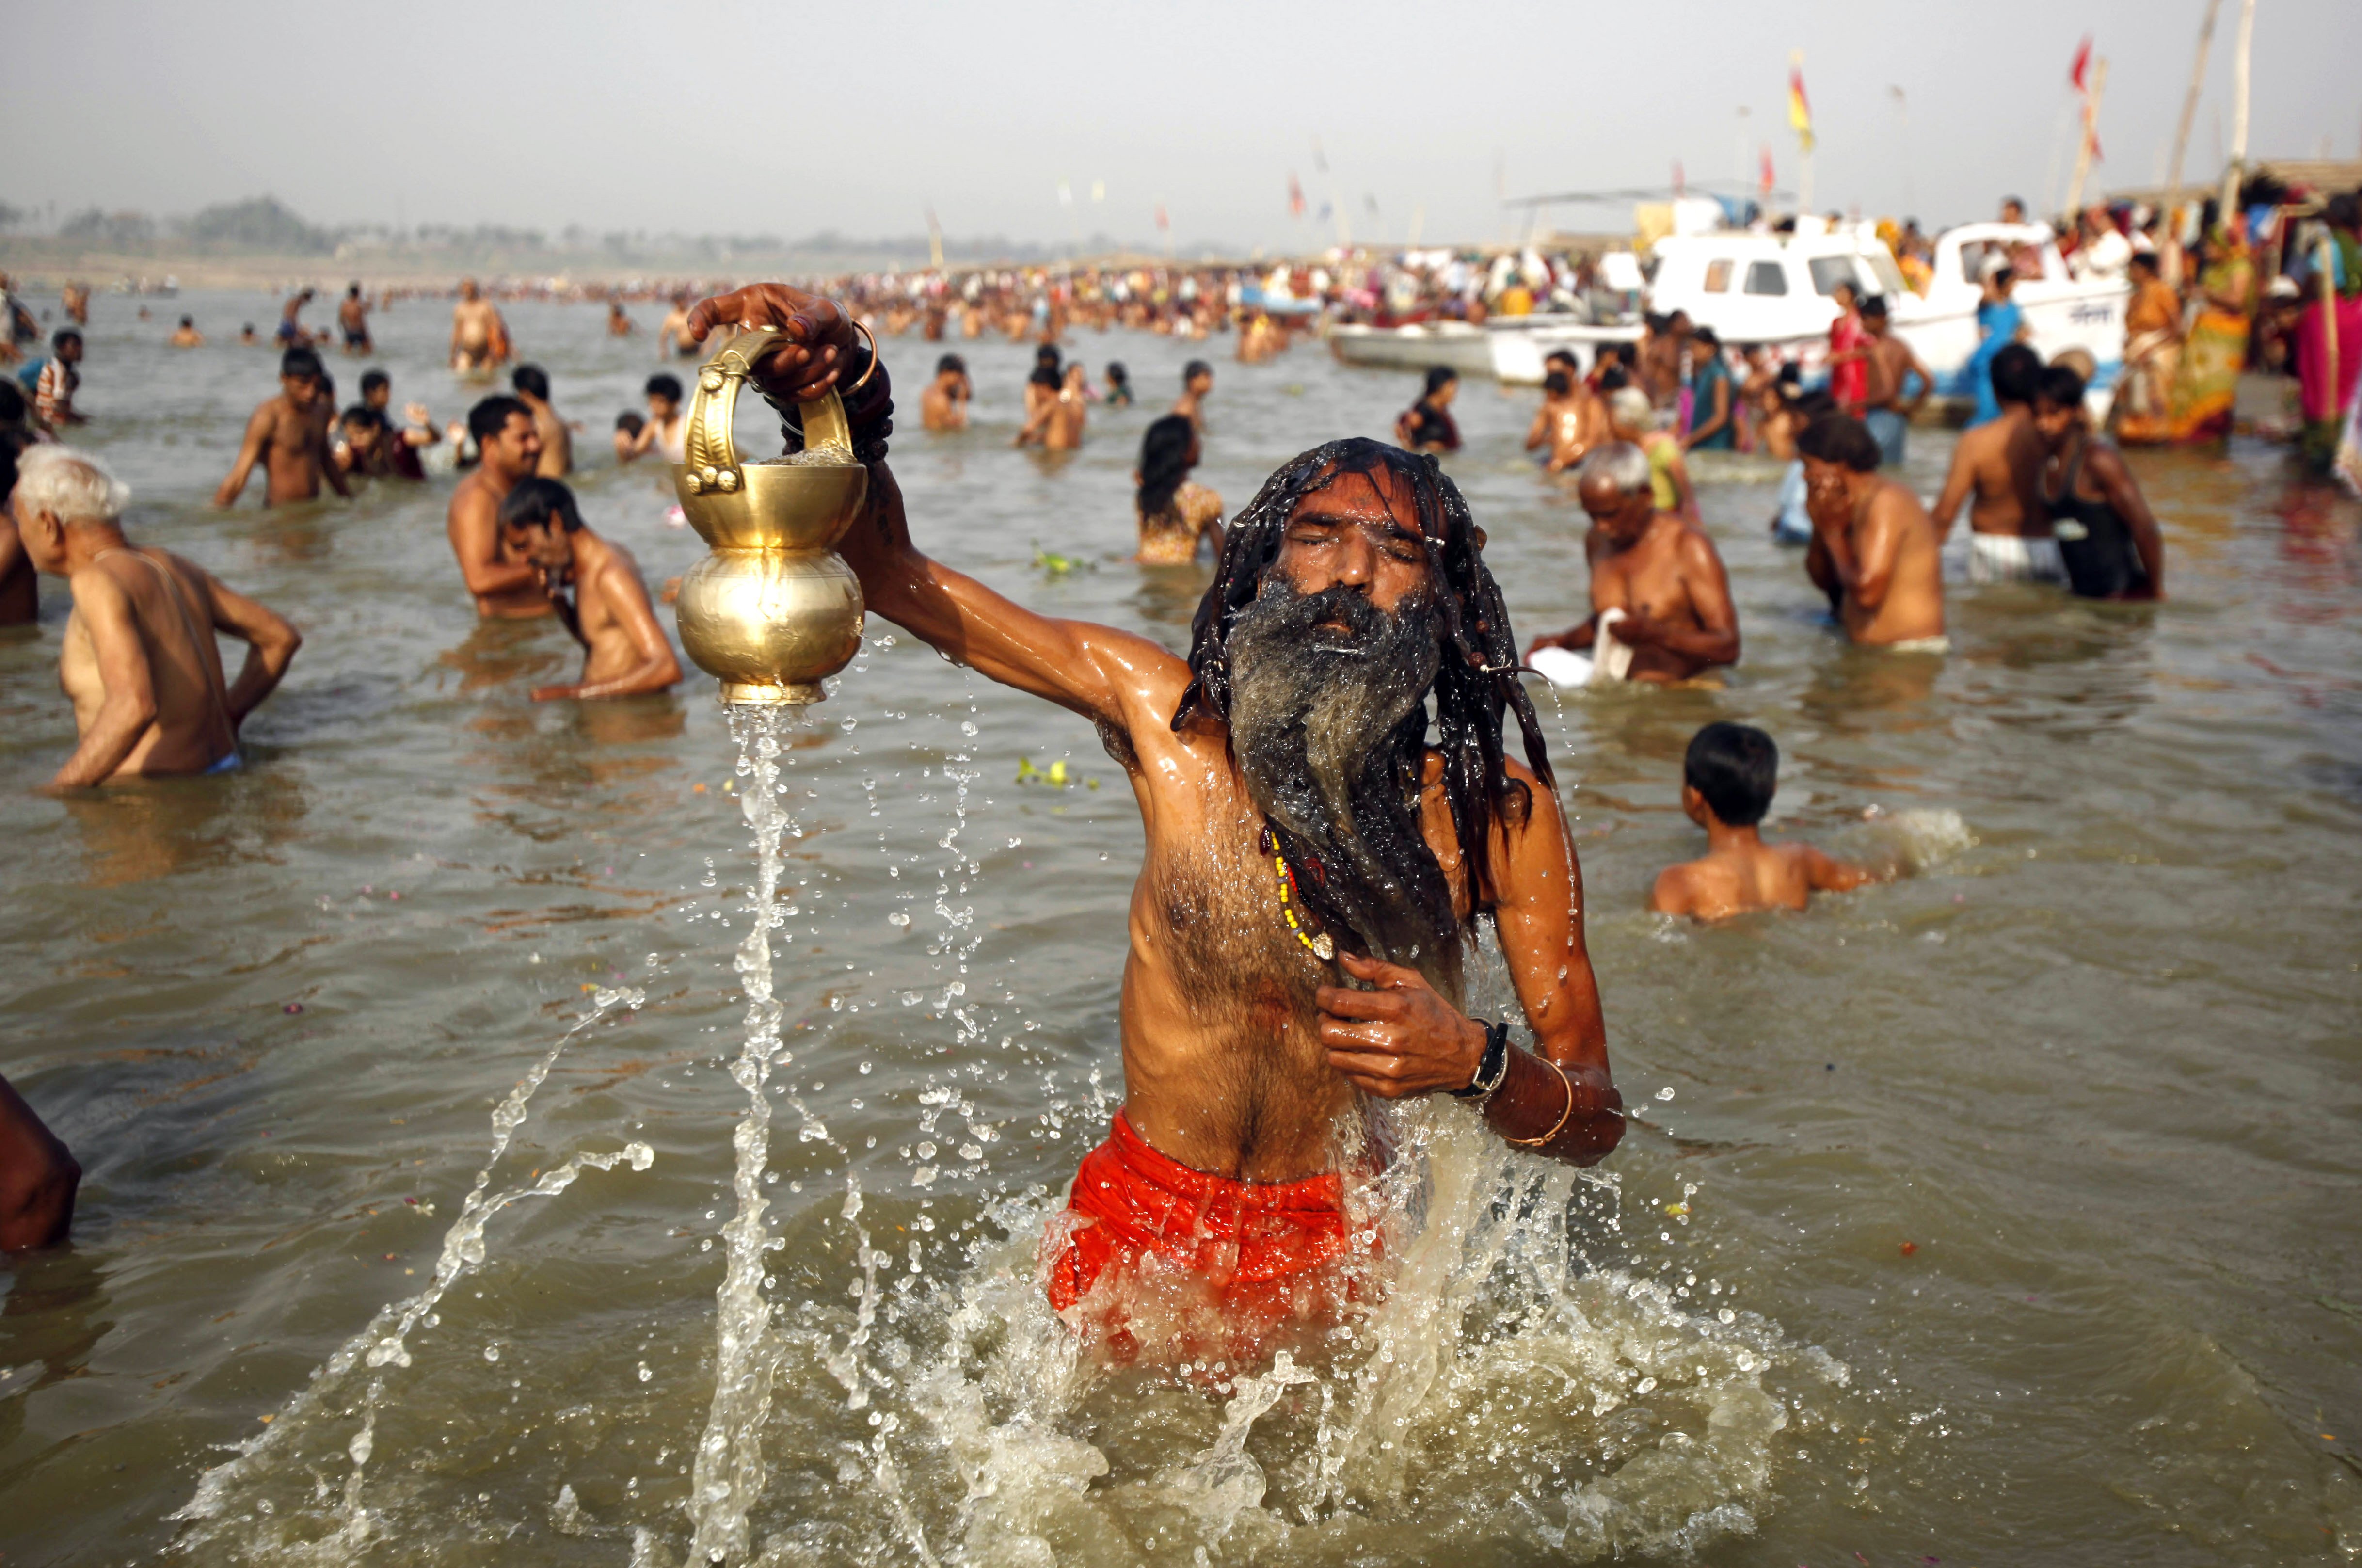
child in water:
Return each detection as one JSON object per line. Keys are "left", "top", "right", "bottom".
{"left": 1651, "top": 723, "right": 1881, "bottom": 920}
{"left": 1103, "top": 362, "right": 1133, "bottom": 406}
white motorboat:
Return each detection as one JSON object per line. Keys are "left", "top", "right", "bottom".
{"left": 1633, "top": 222, "right": 2124, "bottom": 413}
{"left": 1892, "top": 223, "right": 2126, "bottom": 407}
{"left": 1327, "top": 320, "right": 1497, "bottom": 377}
{"left": 1487, "top": 319, "right": 1644, "bottom": 384}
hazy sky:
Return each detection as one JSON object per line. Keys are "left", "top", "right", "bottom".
{"left": 6, "top": 0, "right": 2357, "bottom": 253}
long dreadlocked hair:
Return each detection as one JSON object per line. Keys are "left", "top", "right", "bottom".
{"left": 1171, "top": 437, "right": 1554, "bottom": 933}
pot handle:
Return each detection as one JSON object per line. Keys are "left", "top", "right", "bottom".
{"left": 681, "top": 327, "right": 859, "bottom": 495}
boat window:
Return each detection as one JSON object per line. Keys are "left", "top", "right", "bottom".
{"left": 1743, "top": 260, "right": 1787, "bottom": 296}
{"left": 1863, "top": 252, "right": 1908, "bottom": 295}
{"left": 1807, "top": 256, "right": 1860, "bottom": 296}
{"left": 1703, "top": 259, "right": 1733, "bottom": 294}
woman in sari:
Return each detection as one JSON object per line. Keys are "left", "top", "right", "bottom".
{"left": 1966, "top": 260, "right": 2024, "bottom": 427}
{"left": 2298, "top": 195, "right": 2362, "bottom": 472}
{"left": 2111, "top": 252, "right": 2184, "bottom": 443}
{"left": 2162, "top": 217, "right": 2256, "bottom": 442}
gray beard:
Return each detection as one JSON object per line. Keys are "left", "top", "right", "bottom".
{"left": 1224, "top": 577, "right": 1462, "bottom": 996}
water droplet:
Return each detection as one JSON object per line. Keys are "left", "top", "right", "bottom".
{"left": 887, "top": 912, "right": 911, "bottom": 928}
{"left": 638, "top": 1361, "right": 653, "bottom": 1382}
{"left": 483, "top": 1344, "right": 501, "bottom": 1363}
{"left": 1655, "top": 1086, "right": 1676, "bottom": 1101}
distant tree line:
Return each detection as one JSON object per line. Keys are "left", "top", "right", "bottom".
{"left": 2, "top": 193, "right": 1104, "bottom": 266}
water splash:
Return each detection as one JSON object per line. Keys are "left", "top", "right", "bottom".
{"left": 896, "top": 1095, "right": 1845, "bottom": 1565}
{"left": 681, "top": 703, "right": 800, "bottom": 1564}
{"left": 172, "top": 988, "right": 654, "bottom": 1556}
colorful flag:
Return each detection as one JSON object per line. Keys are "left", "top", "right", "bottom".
{"left": 2069, "top": 35, "right": 2092, "bottom": 92}
{"left": 1288, "top": 174, "right": 1306, "bottom": 219}
{"left": 1787, "top": 56, "right": 1814, "bottom": 155}
{"left": 1154, "top": 203, "right": 1169, "bottom": 232}
{"left": 1759, "top": 145, "right": 1775, "bottom": 196}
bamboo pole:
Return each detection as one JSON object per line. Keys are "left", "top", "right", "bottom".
{"left": 2163, "top": 0, "right": 2224, "bottom": 288}
{"left": 2064, "top": 58, "right": 2109, "bottom": 222}
{"left": 2219, "top": 0, "right": 2256, "bottom": 221}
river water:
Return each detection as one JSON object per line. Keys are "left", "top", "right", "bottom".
{"left": 2, "top": 293, "right": 2360, "bottom": 1566}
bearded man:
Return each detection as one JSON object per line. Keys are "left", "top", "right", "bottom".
{"left": 688, "top": 285, "right": 1625, "bottom": 1343}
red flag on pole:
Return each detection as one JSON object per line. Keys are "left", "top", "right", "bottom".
{"left": 2069, "top": 35, "right": 2092, "bottom": 91}
{"left": 1288, "top": 175, "right": 1306, "bottom": 219}
{"left": 1759, "top": 145, "right": 1775, "bottom": 196}
{"left": 1154, "top": 203, "right": 1170, "bottom": 231}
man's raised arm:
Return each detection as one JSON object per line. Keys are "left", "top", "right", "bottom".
{"left": 689, "top": 284, "right": 1183, "bottom": 728}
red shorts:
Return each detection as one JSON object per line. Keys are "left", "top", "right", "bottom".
{"left": 1043, "top": 1110, "right": 1368, "bottom": 1339}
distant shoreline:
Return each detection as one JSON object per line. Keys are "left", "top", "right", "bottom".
{"left": 0, "top": 236, "right": 1633, "bottom": 293}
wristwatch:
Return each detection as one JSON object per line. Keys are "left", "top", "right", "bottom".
{"left": 1450, "top": 1019, "right": 1513, "bottom": 1100}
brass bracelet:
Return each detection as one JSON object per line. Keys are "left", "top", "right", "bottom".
{"left": 1507, "top": 1057, "right": 1579, "bottom": 1147}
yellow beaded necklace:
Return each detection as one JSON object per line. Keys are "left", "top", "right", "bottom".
{"left": 1259, "top": 823, "right": 1335, "bottom": 962}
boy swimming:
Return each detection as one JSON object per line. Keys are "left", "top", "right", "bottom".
{"left": 1651, "top": 722, "right": 1882, "bottom": 920}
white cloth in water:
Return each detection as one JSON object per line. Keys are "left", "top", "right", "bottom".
{"left": 1527, "top": 608, "right": 1632, "bottom": 689}
{"left": 1946, "top": 531, "right": 2065, "bottom": 586}
{"left": 1883, "top": 635, "right": 1952, "bottom": 655}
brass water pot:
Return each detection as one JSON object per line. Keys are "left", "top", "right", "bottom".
{"left": 672, "top": 326, "right": 868, "bottom": 705}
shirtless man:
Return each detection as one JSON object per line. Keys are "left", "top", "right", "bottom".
{"left": 1524, "top": 443, "right": 1739, "bottom": 683}
{"left": 688, "top": 282, "right": 1623, "bottom": 1341}
{"left": 169, "top": 315, "right": 205, "bottom": 348}
{"left": 445, "top": 396, "right": 551, "bottom": 619}
{"left": 1016, "top": 363, "right": 1089, "bottom": 450}
{"left": 1801, "top": 414, "right": 1947, "bottom": 649}
{"left": 1021, "top": 345, "right": 1062, "bottom": 428}
{"left": 17, "top": 446, "right": 302, "bottom": 787}
{"left": 1858, "top": 297, "right": 1932, "bottom": 467}
{"left": 276, "top": 288, "right": 316, "bottom": 348}
{"left": 2033, "top": 365, "right": 2165, "bottom": 601}
{"left": 1650, "top": 723, "right": 1879, "bottom": 920}
{"left": 1928, "top": 343, "right": 2058, "bottom": 584}
{"left": 1172, "top": 359, "right": 1214, "bottom": 431}
{"left": 510, "top": 364, "right": 573, "bottom": 478}
{"left": 215, "top": 348, "right": 352, "bottom": 506}
{"left": 449, "top": 279, "right": 511, "bottom": 375}
{"left": 920, "top": 353, "right": 971, "bottom": 432}
{"left": 658, "top": 292, "right": 700, "bottom": 359}
{"left": 1524, "top": 364, "right": 1603, "bottom": 473}
{"left": 496, "top": 479, "right": 682, "bottom": 700}
{"left": 337, "top": 283, "right": 372, "bottom": 355}
{"left": 607, "top": 299, "right": 636, "bottom": 337}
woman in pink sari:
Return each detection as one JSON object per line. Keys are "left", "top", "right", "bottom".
{"left": 2298, "top": 194, "right": 2362, "bottom": 472}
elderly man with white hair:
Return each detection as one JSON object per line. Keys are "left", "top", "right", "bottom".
{"left": 1522, "top": 441, "right": 1740, "bottom": 687}
{"left": 13, "top": 446, "right": 301, "bottom": 789}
